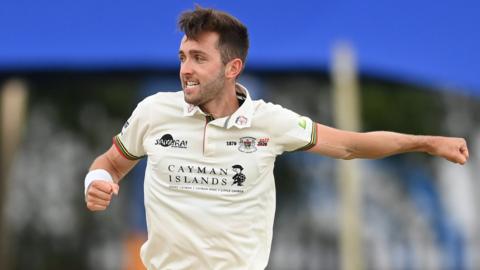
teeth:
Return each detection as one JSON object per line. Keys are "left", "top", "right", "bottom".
{"left": 186, "top": 81, "right": 199, "bottom": 89}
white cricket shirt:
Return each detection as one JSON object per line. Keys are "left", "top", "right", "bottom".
{"left": 113, "top": 84, "right": 317, "bottom": 270}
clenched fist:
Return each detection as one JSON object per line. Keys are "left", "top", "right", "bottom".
{"left": 427, "top": 136, "right": 469, "bottom": 165}
{"left": 85, "top": 180, "right": 120, "bottom": 211}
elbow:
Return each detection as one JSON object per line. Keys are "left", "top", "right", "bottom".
{"left": 341, "top": 155, "right": 356, "bottom": 160}
{"left": 340, "top": 148, "right": 357, "bottom": 160}
{"left": 339, "top": 147, "right": 383, "bottom": 160}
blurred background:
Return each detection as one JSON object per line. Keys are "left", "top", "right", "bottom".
{"left": 1, "top": 1, "right": 479, "bottom": 269}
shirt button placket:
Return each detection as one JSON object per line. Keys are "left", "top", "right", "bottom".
{"left": 203, "top": 115, "right": 215, "bottom": 156}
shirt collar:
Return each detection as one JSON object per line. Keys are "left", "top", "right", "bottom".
{"left": 182, "top": 83, "right": 254, "bottom": 129}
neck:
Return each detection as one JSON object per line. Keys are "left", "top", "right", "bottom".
{"left": 200, "top": 82, "right": 239, "bottom": 119}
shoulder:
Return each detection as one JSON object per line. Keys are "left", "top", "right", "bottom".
{"left": 251, "top": 99, "right": 304, "bottom": 136}
{"left": 135, "top": 91, "right": 184, "bottom": 110}
{"left": 253, "top": 99, "right": 299, "bottom": 119}
{"left": 140, "top": 91, "right": 183, "bottom": 106}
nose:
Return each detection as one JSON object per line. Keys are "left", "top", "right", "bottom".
{"left": 180, "top": 59, "right": 193, "bottom": 76}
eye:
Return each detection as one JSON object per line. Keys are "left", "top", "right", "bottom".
{"left": 179, "top": 55, "right": 185, "bottom": 62}
{"left": 195, "top": 55, "right": 206, "bottom": 63}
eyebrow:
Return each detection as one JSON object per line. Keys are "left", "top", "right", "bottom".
{"left": 178, "top": 49, "right": 208, "bottom": 56}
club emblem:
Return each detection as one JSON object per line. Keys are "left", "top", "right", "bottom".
{"left": 235, "top": 116, "right": 248, "bottom": 126}
{"left": 238, "top": 137, "right": 257, "bottom": 153}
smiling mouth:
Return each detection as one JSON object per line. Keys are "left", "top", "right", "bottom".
{"left": 185, "top": 81, "right": 200, "bottom": 89}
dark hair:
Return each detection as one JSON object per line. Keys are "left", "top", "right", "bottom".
{"left": 178, "top": 6, "right": 249, "bottom": 66}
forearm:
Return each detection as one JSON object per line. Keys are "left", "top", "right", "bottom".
{"left": 89, "top": 145, "right": 138, "bottom": 183}
{"left": 342, "top": 131, "right": 431, "bottom": 159}
{"left": 86, "top": 144, "right": 136, "bottom": 211}
{"left": 89, "top": 154, "right": 122, "bottom": 183}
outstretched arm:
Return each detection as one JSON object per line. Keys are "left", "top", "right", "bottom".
{"left": 85, "top": 145, "right": 139, "bottom": 211}
{"left": 307, "top": 123, "right": 469, "bottom": 164}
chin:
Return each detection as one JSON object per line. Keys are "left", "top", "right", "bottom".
{"left": 183, "top": 94, "right": 200, "bottom": 106}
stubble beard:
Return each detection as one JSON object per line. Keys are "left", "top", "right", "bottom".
{"left": 183, "top": 68, "right": 226, "bottom": 106}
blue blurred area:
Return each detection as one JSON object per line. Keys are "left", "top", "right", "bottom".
{"left": 405, "top": 166, "right": 465, "bottom": 269}
{"left": 1, "top": 0, "right": 480, "bottom": 93}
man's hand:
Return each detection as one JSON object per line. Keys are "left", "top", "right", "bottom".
{"left": 85, "top": 145, "right": 138, "bottom": 212}
{"left": 85, "top": 180, "right": 120, "bottom": 211}
{"left": 427, "top": 136, "right": 469, "bottom": 165}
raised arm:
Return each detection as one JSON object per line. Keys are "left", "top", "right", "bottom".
{"left": 307, "top": 123, "right": 469, "bottom": 164}
{"left": 85, "top": 145, "right": 139, "bottom": 211}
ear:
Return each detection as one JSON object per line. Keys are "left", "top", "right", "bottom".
{"left": 225, "top": 58, "right": 243, "bottom": 79}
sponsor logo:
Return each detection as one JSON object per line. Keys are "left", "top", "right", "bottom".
{"left": 121, "top": 120, "right": 130, "bottom": 135}
{"left": 231, "top": 165, "right": 246, "bottom": 186}
{"left": 168, "top": 164, "right": 229, "bottom": 185}
{"left": 235, "top": 116, "right": 248, "bottom": 126}
{"left": 298, "top": 117, "right": 307, "bottom": 129}
{"left": 155, "top": 134, "right": 188, "bottom": 149}
{"left": 123, "top": 121, "right": 130, "bottom": 130}
{"left": 166, "top": 163, "right": 246, "bottom": 193}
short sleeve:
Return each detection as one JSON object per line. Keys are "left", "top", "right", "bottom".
{"left": 113, "top": 100, "right": 149, "bottom": 160}
{"left": 272, "top": 105, "right": 317, "bottom": 153}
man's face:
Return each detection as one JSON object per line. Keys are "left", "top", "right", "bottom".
{"left": 179, "top": 32, "right": 226, "bottom": 106}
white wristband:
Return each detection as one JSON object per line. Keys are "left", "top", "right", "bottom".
{"left": 84, "top": 169, "right": 114, "bottom": 195}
